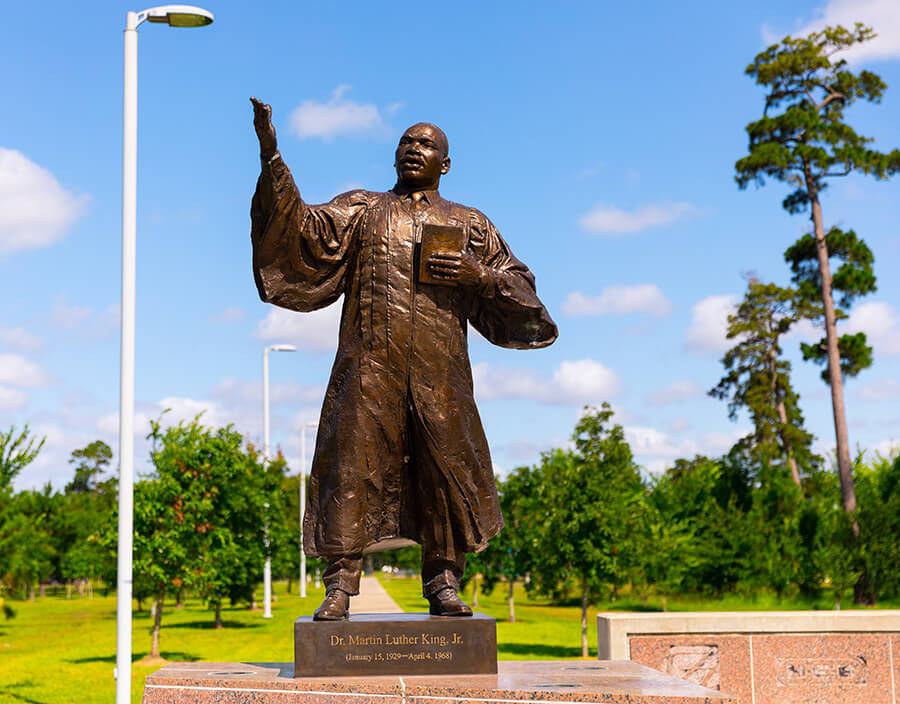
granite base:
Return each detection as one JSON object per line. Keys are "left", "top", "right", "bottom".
{"left": 140, "top": 660, "right": 738, "bottom": 704}
{"left": 599, "top": 610, "right": 900, "bottom": 704}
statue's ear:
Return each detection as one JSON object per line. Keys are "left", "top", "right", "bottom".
{"left": 441, "top": 156, "right": 451, "bottom": 175}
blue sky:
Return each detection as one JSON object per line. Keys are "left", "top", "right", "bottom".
{"left": 2, "top": 0, "right": 899, "bottom": 490}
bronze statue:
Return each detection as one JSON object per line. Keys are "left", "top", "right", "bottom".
{"left": 250, "top": 98, "right": 557, "bottom": 620}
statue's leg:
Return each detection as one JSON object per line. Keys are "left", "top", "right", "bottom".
{"left": 322, "top": 555, "right": 363, "bottom": 596}
{"left": 313, "top": 554, "right": 362, "bottom": 621}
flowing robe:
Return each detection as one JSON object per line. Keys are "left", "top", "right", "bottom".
{"left": 251, "top": 154, "right": 558, "bottom": 558}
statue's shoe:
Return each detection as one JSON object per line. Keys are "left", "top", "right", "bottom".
{"left": 427, "top": 587, "right": 473, "bottom": 617}
{"left": 313, "top": 589, "right": 350, "bottom": 621}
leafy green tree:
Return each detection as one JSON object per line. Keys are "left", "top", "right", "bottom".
{"left": 735, "top": 26, "right": 900, "bottom": 572}
{"left": 854, "top": 452, "right": 900, "bottom": 601}
{"left": 0, "top": 486, "right": 56, "bottom": 600}
{"left": 784, "top": 227, "right": 876, "bottom": 381}
{"left": 477, "top": 467, "right": 541, "bottom": 622}
{"left": 0, "top": 425, "right": 45, "bottom": 488}
{"left": 710, "top": 279, "right": 819, "bottom": 484}
{"left": 530, "top": 405, "right": 644, "bottom": 657}
{"left": 66, "top": 440, "right": 113, "bottom": 494}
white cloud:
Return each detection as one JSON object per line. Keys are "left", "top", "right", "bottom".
{"left": 793, "top": 0, "right": 900, "bottom": 63}
{"left": 579, "top": 201, "right": 698, "bottom": 235}
{"left": 212, "top": 307, "right": 244, "bottom": 324}
{"left": 668, "top": 417, "right": 691, "bottom": 433}
{"left": 858, "top": 379, "right": 900, "bottom": 401}
{"left": 290, "top": 85, "right": 386, "bottom": 141}
{"left": 0, "top": 325, "right": 42, "bottom": 352}
{"left": 0, "top": 353, "right": 51, "bottom": 388}
{"left": 210, "top": 376, "right": 325, "bottom": 407}
{"left": 255, "top": 302, "right": 341, "bottom": 351}
{"left": 563, "top": 285, "right": 672, "bottom": 316}
{"left": 845, "top": 301, "right": 900, "bottom": 356}
{"left": 51, "top": 299, "right": 92, "bottom": 329}
{"left": 626, "top": 426, "right": 747, "bottom": 463}
{"left": 473, "top": 359, "right": 621, "bottom": 405}
{"left": 0, "top": 385, "right": 27, "bottom": 411}
{"left": 868, "top": 439, "right": 900, "bottom": 460}
{"left": 0, "top": 148, "right": 88, "bottom": 253}
{"left": 646, "top": 380, "right": 705, "bottom": 406}
{"left": 684, "top": 294, "right": 737, "bottom": 355}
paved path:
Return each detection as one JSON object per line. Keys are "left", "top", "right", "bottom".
{"left": 351, "top": 576, "right": 403, "bottom": 613}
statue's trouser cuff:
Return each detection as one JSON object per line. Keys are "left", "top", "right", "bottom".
{"left": 421, "top": 552, "right": 466, "bottom": 598}
{"left": 322, "top": 554, "right": 364, "bottom": 596}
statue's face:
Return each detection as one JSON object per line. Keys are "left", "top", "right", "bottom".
{"left": 394, "top": 124, "right": 450, "bottom": 189}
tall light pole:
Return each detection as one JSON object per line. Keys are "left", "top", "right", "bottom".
{"left": 117, "top": 6, "right": 213, "bottom": 704}
{"left": 262, "top": 344, "right": 296, "bottom": 618}
{"left": 298, "top": 421, "right": 317, "bottom": 598}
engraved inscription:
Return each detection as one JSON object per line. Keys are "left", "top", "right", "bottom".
{"left": 327, "top": 630, "right": 465, "bottom": 665}
{"left": 662, "top": 645, "right": 720, "bottom": 690}
{"left": 775, "top": 656, "right": 867, "bottom": 686}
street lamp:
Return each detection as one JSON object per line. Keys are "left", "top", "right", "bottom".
{"left": 262, "top": 343, "right": 296, "bottom": 618}
{"left": 117, "top": 6, "right": 213, "bottom": 704}
{"left": 298, "top": 421, "right": 318, "bottom": 598}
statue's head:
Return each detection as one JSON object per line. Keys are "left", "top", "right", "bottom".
{"left": 394, "top": 123, "right": 450, "bottom": 190}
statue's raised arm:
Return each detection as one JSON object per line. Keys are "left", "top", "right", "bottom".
{"left": 250, "top": 97, "right": 278, "bottom": 161}
{"left": 250, "top": 98, "right": 361, "bottom": 312}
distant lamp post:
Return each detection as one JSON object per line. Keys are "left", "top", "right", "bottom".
{"left": 298, "top": 421, "right": 318, "bottom": 598}
{"left": 262, "top": 344, "right": 296, "bottom": 618}
{"left": 116, "top": 6, "right": 212, "bottom": 704}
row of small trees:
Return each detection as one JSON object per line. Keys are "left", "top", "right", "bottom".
{"left": 0, "top": 419, "right": 323, "bottom": 656}
{"left": 451, "top": 405, "right": 900, "bottom": 657}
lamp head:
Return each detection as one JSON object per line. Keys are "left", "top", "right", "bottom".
{"left": 270, "top": 344, "right": 297, "bottom": 352}
{"left": 145, "top": 4, "right": 214, "bottom": 27}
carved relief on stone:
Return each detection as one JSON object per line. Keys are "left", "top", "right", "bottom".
{"left": 775, "top": 656, "right": 868, "bottom": 686}
{"left": 662, "top": 644, "right": 720, "bottom": 690}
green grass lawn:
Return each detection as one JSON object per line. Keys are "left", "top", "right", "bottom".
{"left": 2, "top": 578, "right": 896, "bottom": 704}
{"left": 0, "top": 583, "right": 327, "bottom": 704}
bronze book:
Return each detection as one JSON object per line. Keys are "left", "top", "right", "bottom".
{"left": 418, "top": 224, "right": 464, "bottom": 286}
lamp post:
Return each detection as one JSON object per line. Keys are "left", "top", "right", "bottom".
{"left": 262, "top": 344, "right": 296, "bottom": 618}
{"left": 298, "top": 421, "right": 317, "bottom": 598}
{"left": 117, "top": 6, "right": 213, "bottom": 704}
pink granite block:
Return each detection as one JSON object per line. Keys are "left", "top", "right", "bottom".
{"left": 141, "top": 660, "right": 737, "bottom": 704}
{"left": 751, "top": 633, "right": 892, "bottom": 704}
{"left": 893, "top": 635, "right": 900, "bottom": 704}
{"left": 628, "top": 635, "right": 750, "bottom": 704}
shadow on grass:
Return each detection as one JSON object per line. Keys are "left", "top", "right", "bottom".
{"left": 0, "top": 682, "right": 52, "bottom": 704}
{"left": 164, "top": 620, "right": 262, "bottom": 630}
{"left": 67, "top": 651, "right": 200, "bottom": 665}
{"left": 498, "top": 642, "right": 586, "bottom": 658}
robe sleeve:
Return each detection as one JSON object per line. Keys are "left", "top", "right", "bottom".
{"left": 466, "top": 209, "right": 559, "bottom": 349}
{"left": 251, "top": 153, "right": 366, "bottom": 312}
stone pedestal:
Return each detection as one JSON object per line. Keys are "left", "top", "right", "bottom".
{"left": 140, "top": 660, "right": 738, "bottom": 703}
{"left": 295, "top": 612, "right": 497, "bottom": 676}
{"left": 599, "top": 610, "right": 900, "bottom": 704}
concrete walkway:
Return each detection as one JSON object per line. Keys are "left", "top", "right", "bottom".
{"left": 351, "top": 576, "right": 402, "bottom": 613}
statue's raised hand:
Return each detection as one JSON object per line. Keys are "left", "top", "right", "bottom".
{"left": 251, "top": 97, "right": 278, "bottom": 160}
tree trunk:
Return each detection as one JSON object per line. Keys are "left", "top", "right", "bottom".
{"left": 28, "top": 583, "right": 35, "bottom": 602}
{"left": 806, "top": 171, "right": 873, "bottom": 606}
{"left": 661, "top": 593, "right": 668, "bottom": 612}
{"left": 66, "top": 582, "right": 72, "bottom": 599}
{"left": 176, "top": 589, "right": 185, "bottom": 610}
{"left": 507, "top": 579, "right": 515, "bottom": 623}
{"left": 287, "top": 576, "right": 293, "bottom": 595}
{"left": 580, "top": 578, "right": 589, "bottom": 658}
{"left": 39, "top": 583, "right": 46, "bottom": 598}
{"left": 770, "top": 346, "right": 801, "bottom": 485}
{"left": 151, "top": 587, "right": 164, "bottom": 658}
{"left": 806, "top": 173, "right": 855, "bottom": 514}
{"left": 471, "top": 575, "right": 479, "bottom": 608}
{"left": 77, "top": 579, "right": 85, "bottom": 598}
{"left": 215, "top": 601, "right": 223, "bottom": 629}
